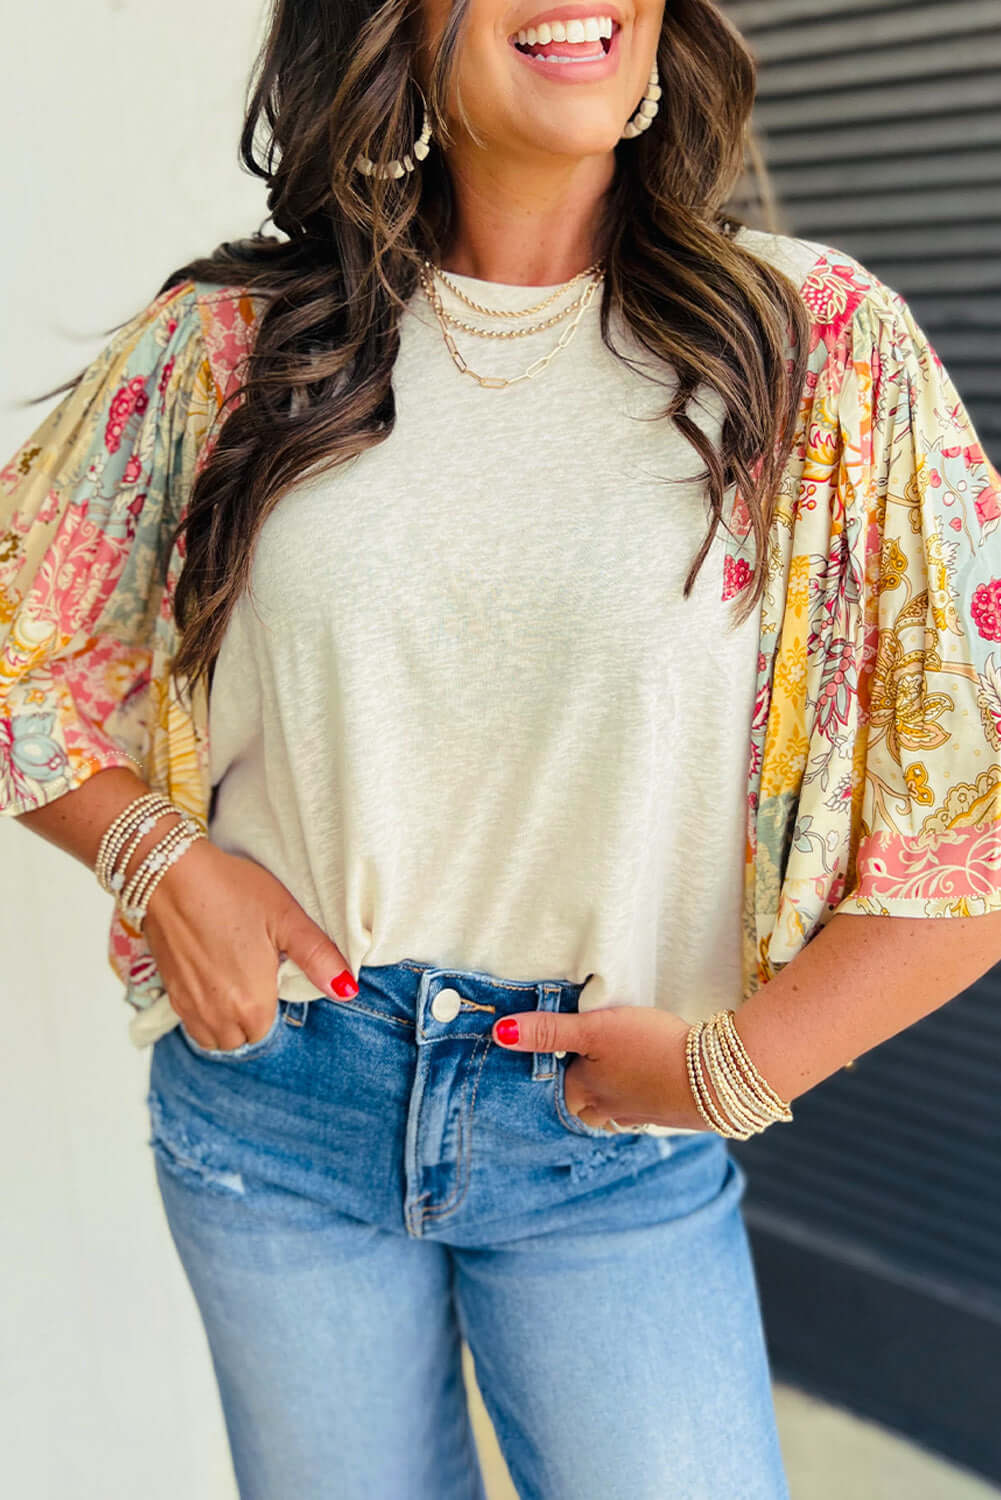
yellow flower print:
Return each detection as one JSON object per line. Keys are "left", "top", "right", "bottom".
{"left": 925, "top": 526, "right": 961, "bottom": 636}
{"left": 761, "top": 715, "right": 810, "bottom": 799}
{"left": 868, "top": 617, "right": 953, "bottom": 765}
{"left": 105, "top": 657, "right": 142, "bottom": 702}
{"left": 904, "top": 762, "right": 934, "bottom": 805}
{"left": 922, "top": 768, "right": 1001, "bottom": 841}
{"left": 878, "top": 536, "right": 907, "bottom": 594}
{"left": 774, "top": 644, "right": 808, "bottom": 701}
{"left": 786, "top": 554, "right": 810, "bottom": 615}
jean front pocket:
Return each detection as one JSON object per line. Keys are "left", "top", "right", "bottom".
{"left": 178, "top": 999, "right": 288, "bottom": 1063}
{"left": 552, "top": 1053, "right": 623, "bottom": 1138}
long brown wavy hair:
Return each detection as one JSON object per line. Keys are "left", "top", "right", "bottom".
{"left": 44, "top": 0, "right": 813, "bottom": 700}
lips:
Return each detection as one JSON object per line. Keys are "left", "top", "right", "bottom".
{"left": 508, "top": 22, "right": 622, "bottom": 81}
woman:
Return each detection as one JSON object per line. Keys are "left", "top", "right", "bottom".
{"left": 5, "top": 1, "right": 1001, "bottom": 1496}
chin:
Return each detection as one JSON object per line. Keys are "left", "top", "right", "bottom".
{"left": 532, "top": 122, "right": 623, "bottom": 158}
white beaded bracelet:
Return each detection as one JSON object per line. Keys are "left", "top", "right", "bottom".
{"left": 95, "top": 790, "right": 206, "bottom": 928}
{"left": 118, "top": 818, "right": 203, "bottom": 920}
{"left": 95, "top": 793, "right": 179, "bottom": 895}
{"left": 118, "top": 827, "right": 203, "bottom": 929}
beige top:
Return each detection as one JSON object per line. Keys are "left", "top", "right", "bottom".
{"left": 206, "top": 228, "right": 814, "bottom": 1135}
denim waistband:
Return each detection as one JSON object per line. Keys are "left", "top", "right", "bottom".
{"left": 282, "top": 958, "right": 596, "bottom": 1079}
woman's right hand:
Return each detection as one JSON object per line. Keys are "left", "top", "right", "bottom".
{"left": 141, "top": 837, "right": 357, "bottom": 1050}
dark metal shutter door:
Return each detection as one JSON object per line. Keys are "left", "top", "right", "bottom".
{"left": 716, "top": 2, "right": 1001, "bottom": 1483}
{"left": 721, "top": 0, "right": 1001, "bottom": 462}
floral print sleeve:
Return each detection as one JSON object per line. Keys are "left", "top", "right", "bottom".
{"left": 830, "top": 279, "right": 1001, "bottom": 918}
{"left": 0, "top": 279, "right": 213, "bottom": 815}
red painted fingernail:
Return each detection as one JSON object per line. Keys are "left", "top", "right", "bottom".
{"left": 495, "top": 1018, "right": 520, "bottom": 1045}
{"left": 331, "top": 969, "right": 359, "bottom": 998}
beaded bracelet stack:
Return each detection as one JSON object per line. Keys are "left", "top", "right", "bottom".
{"left": 95, "top": 791, "right": 205, "bottom": 930}
{"left": 685, "top": 1009, "right": 793, "bottom": 1139}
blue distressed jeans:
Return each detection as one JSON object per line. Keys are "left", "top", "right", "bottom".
{"left": 146, "top": 960, "right": 790, "bottom": 1499}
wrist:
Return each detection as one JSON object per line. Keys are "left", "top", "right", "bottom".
{"left": 116, "top": 809, "right": 186, "bottom": 887}
{"left": 140, "top": 831, "right": 212, "bottom": 929}
{"left": 669, "top": 1022, "right": 728, "bottom": 1133}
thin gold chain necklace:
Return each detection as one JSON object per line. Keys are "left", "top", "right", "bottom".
{"left": 421, "top": 274, "right": 596, "bottom": 340}
{"left": 425, "top": 257, "right": 604, "bottom": 319}
{"left": 418, "top": 262, "right": 605, "bottom": 389}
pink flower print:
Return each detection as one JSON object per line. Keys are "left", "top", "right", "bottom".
{"left": 976, "top": 486, "right": 1001, "bottom": 528}
{"left": 123, "top": 454, "right": 143, "bottom": 485}
{"left": 158, "top": 356, "right": 175, "bottom": 395}
{"left": 972, "top": 579, "right": 1001, "bottom": 642}
{"left": 972, "top": 480, "right": 1001, "bottom": 534}
{"left": 105, "top": 377, "right": 150, "bottom": 455}
{"left": 723, "top": 555, "right": 753, "bottom": 601}
{"left": 38, "top": 489, "right": 61, "bottom": 525}
{"left": 816, "top": 636, "right": 856, "bottom": 738}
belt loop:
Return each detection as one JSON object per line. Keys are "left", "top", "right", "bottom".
{"left": 532, "top": 983, "right": 563, "bottom": 1080}
{"left": 283, "top": 999, "right": 309, "bottom": 1028}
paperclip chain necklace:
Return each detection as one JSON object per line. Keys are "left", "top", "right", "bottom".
{"left": 418, "top": 259, "right": 606, "bottom": 390}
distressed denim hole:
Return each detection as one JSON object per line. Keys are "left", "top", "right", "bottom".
{"left": 146, "top": 1091, "right": 246, "bottom": 1196}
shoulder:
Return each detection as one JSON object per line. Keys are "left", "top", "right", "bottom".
{"left": 732, "top": 225, "right": 909, "bottom": 344}
{"left": 184, "top": 279, "right": 270, "bottom": 408}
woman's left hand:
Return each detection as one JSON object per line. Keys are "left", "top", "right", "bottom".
{"left": 491, "top": 1003, "right": 712, "bottom": 1133}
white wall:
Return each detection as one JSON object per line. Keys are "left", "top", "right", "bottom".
{"left": 1, "top": 5, "right": 270, "bottom": 1495}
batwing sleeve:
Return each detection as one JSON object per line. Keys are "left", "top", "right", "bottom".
{"left": 0, "top": 279, "right": 211, "bottom": 815}
{"left": 830, "top": 275, "right": 1001, "bottom": 918}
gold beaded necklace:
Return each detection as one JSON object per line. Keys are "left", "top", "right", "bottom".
{"left": 418, "top": 258, "right": 606, "bottom": 390}
{"left": 428, "top": 258, "right": 604, "bottom": 319}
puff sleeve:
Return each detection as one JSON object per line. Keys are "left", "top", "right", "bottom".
{"left": 830, "top": 278, "right": 1001, "bottom": 918}
{"left": 0, "top": 279, "right": 211, "bottom": 815}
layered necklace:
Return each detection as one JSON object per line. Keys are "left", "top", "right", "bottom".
{"left": 417, "top": 256, "right": 605, "bottom": 390}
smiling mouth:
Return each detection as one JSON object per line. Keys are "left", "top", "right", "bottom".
{"left": 510, "top": 20, "right": 620, "bottom": 60}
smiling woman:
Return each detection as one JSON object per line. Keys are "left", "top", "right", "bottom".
{"left": 6, "top": 0, "right": 999, "bottom": 1495}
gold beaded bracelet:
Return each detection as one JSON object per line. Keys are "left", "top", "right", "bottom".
{"left": 95, "top": 793, "right": 178, "bottom": 895}
{"left": 94, "top": 790, "right": 206, "bottom": 929}
{"left": 685, "top": 1010, "right": 794, "bottom": 1139}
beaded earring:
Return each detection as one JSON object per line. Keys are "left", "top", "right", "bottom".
{"left": 620, "top": 59, "right": 661, "bottom": 140}
{"left": 354, "top": 84, "right": 433, "bottom": 179}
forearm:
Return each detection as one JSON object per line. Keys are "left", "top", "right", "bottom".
{"left": 14, "top": 767, "right": 185, "bottom": 887}
{"left": 731, "top": 909, "right": 1001, "bottom": 1106}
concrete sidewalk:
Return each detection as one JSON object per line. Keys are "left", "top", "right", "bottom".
{"left": 463, "top": 1347, "right": 1001, "bottom": 1498}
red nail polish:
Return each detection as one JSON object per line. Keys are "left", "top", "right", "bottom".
{"left": 331, "top": 969, "right": 359, "bottom": 999}
{"left": 496, "top": 1018, "right": 520, "bottom": 1045}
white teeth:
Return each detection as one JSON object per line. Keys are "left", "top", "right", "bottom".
{"left": 514, "top": 16, "right": 615, "bottom": 48}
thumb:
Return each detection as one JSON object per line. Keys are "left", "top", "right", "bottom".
{"left": 275, "top": 905, "right": 358, "bottom": 1002}
{"left": 491, "top": 1009, "right": 588, "bottom": 1056}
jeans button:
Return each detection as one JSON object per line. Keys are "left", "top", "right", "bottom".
{"left": 431, "top": 988, "right": 462, "bottom": 1023}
